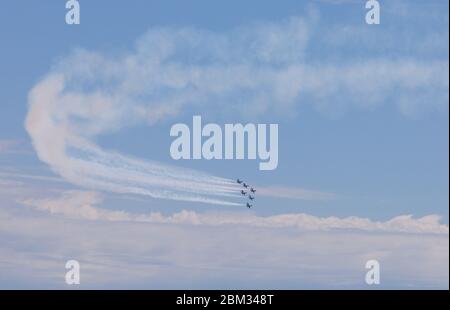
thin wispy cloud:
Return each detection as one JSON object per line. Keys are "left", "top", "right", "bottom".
{"left": 0, "top": 171, "right": 65, "bottom": 184}
{"left": 258, "top": 186, "right": 336, "bottom": 201}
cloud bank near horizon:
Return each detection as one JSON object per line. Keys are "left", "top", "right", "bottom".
{"left": 1, "top": 197, "right": 448, "bottom": 289}
{"left": 21, "top": 190, "right": 449, "bottom": 235}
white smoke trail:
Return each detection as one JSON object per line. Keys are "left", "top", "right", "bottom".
{"left": 25, "top": 74, "right": 242, "bottom": 206}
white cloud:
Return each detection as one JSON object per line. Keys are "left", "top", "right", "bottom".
{"left": 0, "top": 199, "right": 448, "bottom": 289}
{"left": 21, "top": 190, "right": 449, "bottom": 235}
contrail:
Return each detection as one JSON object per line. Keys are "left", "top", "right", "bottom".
{"left": 25, "top": 75, "right": 242, "bottom": 206}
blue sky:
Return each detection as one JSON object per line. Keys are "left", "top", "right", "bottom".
{"left": 0, "top": 0, "right": 448, "bottom": 289}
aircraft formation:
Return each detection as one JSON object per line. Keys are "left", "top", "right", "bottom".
{"left": 237, "top": 179, "right": 256, "bottom": 208}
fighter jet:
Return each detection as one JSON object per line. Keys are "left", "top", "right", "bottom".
{"left": 250, "top": 188, "right": 256, "bottom": 193}
{"left": 246, "top": 203, "right": 252, "bottom": 209}
{"left": 240, "top": 190, "right": 247, "bottom": 195}
{"left": 243, "top": 183, "right": 249, "bottom": 188}
{"left": 248, "top": 195, "right": 255, "bottom": 200}
{"left": 237, "top": 179, "right": 243, "bottom": 184}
